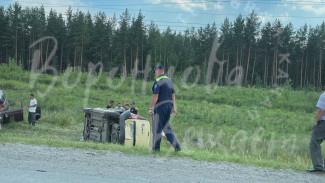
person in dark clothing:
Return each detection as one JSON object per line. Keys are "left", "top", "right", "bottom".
{"left": 149, "top": 64, "right": 181, "bottom": 152}
{"left": 35, "top": 106, "right": 41, "bottom": 122}
{"left": 130, "top": 102, "right": 138, "bottom": 114}
{"left": 106, "top": 100, "right": 114, "bottom": 109}
{"left": 306, "top": 93, "right": 325, "bottom": 172}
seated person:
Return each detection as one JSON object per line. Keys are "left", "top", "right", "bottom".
{"left": 114, "top": 103, "right": 125, "bottom": 112}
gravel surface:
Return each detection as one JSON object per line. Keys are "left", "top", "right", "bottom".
{"left": 0, "top": 143, "right": 324, "bottom": 183}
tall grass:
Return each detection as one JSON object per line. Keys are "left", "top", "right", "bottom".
{"left": 0, "top": 61, "right": 323, "bottom": 170}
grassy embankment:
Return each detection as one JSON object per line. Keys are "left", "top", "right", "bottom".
{"left": 0, "top": 60, "right": 323, "bottom": 171}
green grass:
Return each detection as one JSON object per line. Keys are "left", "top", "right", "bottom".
{"left": 0, "top": 61, "right": 323, "bottom": 171}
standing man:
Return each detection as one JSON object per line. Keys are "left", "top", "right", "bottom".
{"left": 130, "top": 102, "right": 138, "bottom": 114}
{"left": 114, "top": 103, "right": 125, "bottom": 112}
{"left": 28, "top": 94, "right": 37, "bottom": 126}
{"left": 106, "top": 100, "right": 114, "bottom": 109}
{"left": 124, "top": 104, "right": 130, "bottom": 111}
{"left": 149, "top": 64, "right": 181, "bottom": 152}
{"left": 307, "top": 92, "right": 325, "bottom": 172}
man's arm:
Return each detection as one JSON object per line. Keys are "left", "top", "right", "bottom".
{"left": 172, "top": 94, "right": 177, "bottom": 116}
{"left": 149, "top": 94, "right": 159, "bottom": 116}
{"left": 150, "top": 94, "right": 159, "bottom": 108}
{"left": 28, "top": 103, "right": 37, "bottom": 107}
{"left": 314, "top": 108, "right": 325, "bottom": 126}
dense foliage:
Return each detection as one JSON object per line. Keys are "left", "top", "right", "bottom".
{"left": 1, "top": 2, "right": 325, "bottom": 89}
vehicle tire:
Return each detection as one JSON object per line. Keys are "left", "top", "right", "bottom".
{"left": 83, "top": 114, "right": 90, "bottom": 140}
{"left": 83, "top": 108, "right": 91, "bottom": 113}
{"left": 111, "top": 123, "right": 119, "bottom": 144}
{"left": 14, "top": 113, "right": 23, "bottom": 121}
{"left": 119, "top": 120, "right": 125, "bottom": 145}
{"left": 2, "top": 116, "right": 10, "bottom": 124}
{"left": 104, "top": 110, "right": 120, "bottom": 119}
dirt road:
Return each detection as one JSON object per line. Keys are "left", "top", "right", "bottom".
{"left": 0, "top": 144, "right": 324, "bottom": 183}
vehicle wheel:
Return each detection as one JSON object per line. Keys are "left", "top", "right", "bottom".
{"left": 104, "top": 110, "right": 120, "bottom": 119}
{"left": 111, "top": 123, "right": 119, "bottom": 144}
{"left": 2, "top": 116, "right": 10, "bottom": 124}
{"left": 14, "top": 113, "right": 23, "bottom": 121}
{"left": 119, "top": 117, "right": 126, "bottom": 144}
{"left": 83, "top": 115, "right": 90, "bottom": 140}
{"left": 83, "top": 108, "right": 91, "bottom": 113}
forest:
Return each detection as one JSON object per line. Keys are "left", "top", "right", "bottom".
{"left": 0, "top": 2, "right": 325, "bottom": 89}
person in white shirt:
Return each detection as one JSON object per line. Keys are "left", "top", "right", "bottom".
{"left": 28, "top": 94, "right": 37, "bottom": 126}
{"left": 114, "top": 103, "right": 125, "bottom": 112}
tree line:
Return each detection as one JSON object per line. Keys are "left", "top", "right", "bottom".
{"left": 1, "top": 2, "right": 325, "bottom": 89}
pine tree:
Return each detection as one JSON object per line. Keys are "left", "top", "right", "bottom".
{"left": 244, "top": 11, "right": 260, "bottom": 84}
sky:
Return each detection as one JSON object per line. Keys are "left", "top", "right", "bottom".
{"left": 1, "top": 0, "right": 325, "bottom": 32}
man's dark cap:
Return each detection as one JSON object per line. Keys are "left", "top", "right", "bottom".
{"left": 152, "top": 64, "right": 164, "bottom": 73}
{"left": 131, "top": 101, "right": 135, "bottom": 105}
